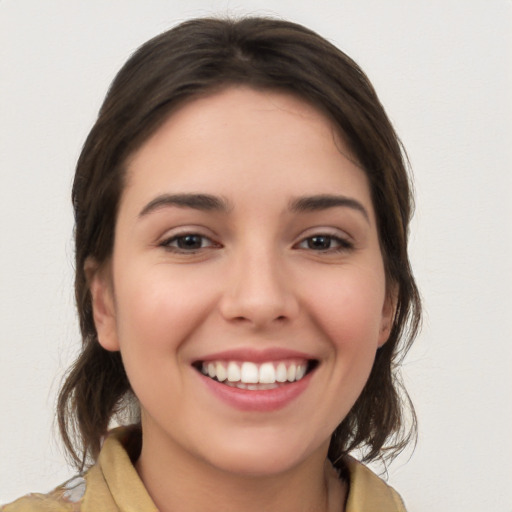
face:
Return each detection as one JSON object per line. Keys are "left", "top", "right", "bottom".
{"left": 90, "top": 87, "right": 394, "bottom": 477}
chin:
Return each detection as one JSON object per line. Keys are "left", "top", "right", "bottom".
{"left": 211, "top": 451, "right": 303, "bottom": 478}
{"left": 200, "top": 431, "right": 328, "bottom": 478}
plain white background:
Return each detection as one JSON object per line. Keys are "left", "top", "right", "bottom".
{"left": 1, "top": 1, "right": 511, "bottom": 510}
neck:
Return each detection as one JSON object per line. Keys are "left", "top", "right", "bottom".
{"left": 135, "top": 426, "right": 346, "bottom": 512}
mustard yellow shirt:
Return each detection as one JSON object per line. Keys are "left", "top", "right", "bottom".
{"left": 2, "top": 428, "right": 406, "bottom": 512}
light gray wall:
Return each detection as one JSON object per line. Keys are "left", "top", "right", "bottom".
{"left": 1, "top": 1, "right": 511, "bottom": 510}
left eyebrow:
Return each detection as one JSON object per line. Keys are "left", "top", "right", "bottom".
{"left": 138, "top": 193, "right": 231, "bottom": 218}
{"left": 289, "top": 194, "right": 370, "bottom": 223}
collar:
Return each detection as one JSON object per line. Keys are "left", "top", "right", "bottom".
{"left": 86, "top": 427, "right": 406, "bottom": 512}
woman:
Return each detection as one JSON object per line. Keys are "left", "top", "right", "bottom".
{"left": 2, "top": 16, "right": 421, "bottom": 512}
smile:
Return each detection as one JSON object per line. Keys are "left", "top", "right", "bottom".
{"left": 197, "top": 360, "right": 317, "bottom": 390}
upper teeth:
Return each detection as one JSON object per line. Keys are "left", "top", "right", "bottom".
{"left": 201, "top": 361, "right": 307, "bottom": 384}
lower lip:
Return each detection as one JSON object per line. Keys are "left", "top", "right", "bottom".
{"left": 198, "top": 370, "right": 314, "bottom": 412}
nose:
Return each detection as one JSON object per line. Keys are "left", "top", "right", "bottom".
{"left": 219, "top": 247, "right": 299, "bottom": 328}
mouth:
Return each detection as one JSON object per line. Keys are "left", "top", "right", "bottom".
{"left": 193, "top": 359, "right": 319, "bottom": 390}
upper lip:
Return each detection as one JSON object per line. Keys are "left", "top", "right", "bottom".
{"left": 193, "top": 347, "right": 318, "bottom": 364}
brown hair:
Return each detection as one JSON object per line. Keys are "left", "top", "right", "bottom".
{"left": 58, "top": 16, "right": 421, "bottom": 470}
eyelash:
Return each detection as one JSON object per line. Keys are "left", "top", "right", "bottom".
{"left": 159, "top": 232, "right": 353, "bottom": 254}
{"left": 295, "top": 234, "right": 353, "bottom": 253}
{"left": 159, "top": 233, "right": 220, "bottom": 253}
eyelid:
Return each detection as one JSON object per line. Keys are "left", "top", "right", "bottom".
{"left": 294, "top": 226, "right": 353, "bottom": 242}
{"left": 157, "top": 226, "right": 222, "bottom": 253}
{"left": 293, "top": 227, "right": 354, "bottom": 252}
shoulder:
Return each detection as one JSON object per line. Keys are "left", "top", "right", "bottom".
{"left": 344, "top": 457, "right": 407, "bottom": 512}
{"left": 1, "top": 475, "right": 87, "bottom": 512}
{"left": 1, "top": 427, "right": 152, "bottom": 512}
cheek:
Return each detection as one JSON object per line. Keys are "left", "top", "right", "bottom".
{"left": 309, "top": 270, "right": 386, "bottom": 347}
{"left": 110, "top": 269, "right": 208, "bottom": 409}
{"left": 113, "top": 265, "right": 211, "bottom": 356}
{"left": 314, "top": 274, "right": 386, "bottom": 411}
{"left": 303, "top": 265, "right": 387, "bottom": 403}
{"left": 110, "top": 255, "right": 230, "bottom": 392}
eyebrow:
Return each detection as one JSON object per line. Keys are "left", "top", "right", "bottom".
{"left": 139, "top": 193, "right": 231, "bottom": 217}
{"left": 289, "top": 194, "right": 370, "bottom": 223}
{"left": 138, "top": 192, "right": 369, "bottom": 222}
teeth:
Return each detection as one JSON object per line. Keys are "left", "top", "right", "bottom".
{"left": 227, "top": 361, "right": 241, "bottom": 382}
{"left": 225, "top": 381, "right": 279, "bottom": 390}
{"left": 241, "top": 362, "right": 259, "bottom": 383}
{"left": 276, "top": 363, "right": 287, "bottom": 383}
{"left": 259, "top": 362, "right": 276, "bottom": 384}
{"left": 216, "top": 362, "right": 227, "bottom": 382}
{"left": 200, "top": 360, "right": 311, "bottom": 385}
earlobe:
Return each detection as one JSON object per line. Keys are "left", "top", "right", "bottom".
{"left": 378, "top": 285, "right": 398, "bottom": 347}
{"left": 85, "top": 258, "right": 120, "bottom": 352}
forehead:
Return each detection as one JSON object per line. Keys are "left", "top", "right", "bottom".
{"left": 122, "top": 86, "right": 372, "bottom": 215}
{"left": 127, "top": 86, "right": 360, "bottom": 161}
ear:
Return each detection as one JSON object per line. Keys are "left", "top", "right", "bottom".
{"left": 378, "top": 284, "right": 398, "bottom": 347}
{"left": 85, "top": 258, "right": 120, "bottom": 352}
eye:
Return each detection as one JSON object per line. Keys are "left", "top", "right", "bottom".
{"left": 160, "top": 233, "right": 219, "bottom": 252}
{"left": 297, "top": 234, "right": 353, "bottom": 252}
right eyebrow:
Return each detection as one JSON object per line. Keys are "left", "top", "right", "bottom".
{"left": 289, "top": 194, "right": 370, "bottom": 223}
{"left": 138, "top": 193, "right": 232, "bottom": 218}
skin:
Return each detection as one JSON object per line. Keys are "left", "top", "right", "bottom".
{"left": 89, "top": 87, "right": 395, "bottom": 512}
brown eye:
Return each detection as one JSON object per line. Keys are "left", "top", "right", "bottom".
{"left": 307, "top": 236, "right": 333, "bottom": 250}
{"left": 160, "top": 233, "right": 218, "bottom": 252}
{"left": 297, "top": 234, "right": 353, "bottom": 252}
{"left": 176, "top": 235, "right": 205, "bottom": 250}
